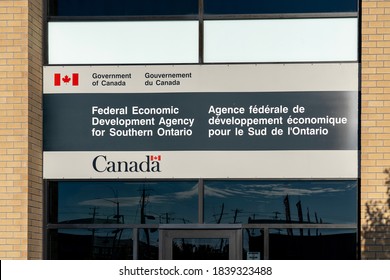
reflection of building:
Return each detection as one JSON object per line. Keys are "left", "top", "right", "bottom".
{"left": 268, "top": 232, "right": 356, "bottom": 260}
{"left": 45, "top": 180, "right": 357, "bottom": 260}
{"left": 52, "top": 229, "right": 133, "bottom": 260}
{"left": 173, "top": 239, "right": 229, "bottom": 260}
{"left": 1, "top": 0, "right": 390, "bottom": 260}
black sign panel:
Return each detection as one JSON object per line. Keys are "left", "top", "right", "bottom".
{"left": 43, "top": 91, "right": 358, "bottom": 151}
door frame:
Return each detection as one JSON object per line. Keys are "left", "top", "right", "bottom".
{"left": 159, "top": 224, "right": 242, "bottom": 260}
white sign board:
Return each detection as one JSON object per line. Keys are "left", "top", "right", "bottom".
{"left": 43, "top": 64, "right": 358, "bottom": 179}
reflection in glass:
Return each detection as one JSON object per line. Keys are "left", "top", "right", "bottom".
{"left": 204, "top": 0, "right": 358, "bottom": 14}
{"left": 269, "top": 229, "right": 357, "bottom": 260}
{"left": 49, "top": 229, "right": 133, "bottom": 260}
{"left": 243, "top": 229, "right": 264, "bottom": 260}
{"left": 173, "top": 238, "right": 229, "bottom": 260}
{"left": 204, "top": 180, "right": 357, "bottom": 224}
{"left": 52, "top": 181, "right": 198, "bottom": 224}
{"left": 138, "top": 229, "right": 159, "bottom": 260}
{"left": 49, "top": 0, "right": 198, "bottom": 16}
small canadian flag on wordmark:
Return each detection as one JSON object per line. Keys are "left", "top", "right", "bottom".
{"left": 54, "top": 73, "right": 79, "bottom": 86}
{"left": 150, "top": 155, "right": 161, "bottom": 161}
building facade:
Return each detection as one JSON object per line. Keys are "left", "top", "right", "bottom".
{"left": 0, "top": 0, "right": 389, "bottom": 260}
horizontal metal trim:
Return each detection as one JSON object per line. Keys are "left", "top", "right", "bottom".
{"left": 47, "top": 15, "right": 199, "bottom": 22}
{"left": 159, "top": 224, "right": 242, "bottom": 230}
{"left": 45, "top": 178, "right": 359, "bottom": 183}
{"left": 202, "top": 60, "right": 359, "bottom": 65}
{"left": 44, "top": 61, "right": 360, "bottom": 67}
{"left": 47, "top": 12, "right": 358, "bottom": 22}
{"left": 203, "top": 12, "right": 358, "bottom": 20}
{"left": 47, "top": 223, "right": 159, "bottom": 229}
{"left": 243, "top": 224, "right": 357, "bottom": 229}
{"left": 47, "top": 223, "right": 357, "bottom": 230}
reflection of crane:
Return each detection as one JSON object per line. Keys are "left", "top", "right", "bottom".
{"left": 215, "top": 203, "right": 225, "bottom": 253}
{"left": 96, "top": 187, "right": 123, "bottom": 223}
{"left": 159, "top": 212, "right": 175, "bottom": 223}
{"left": 307, "top": 207, "right": 311, "bottom": 236}
{"left": 139, "top": 188, "right": 151, "bottom": 251}
{"left": 99, "top": 197, "right": 122, "bottom": 223}
{"left": 231, "top": 208, "right": 243, "bottom": 224}
{"left": 140, "top": 188, "right": 147, "bottom": 224}
{"left": 296, "top": 201, "right": 303, "bottom": 236}
{"left": 284, "top": 195, "right": 293, "bottom": 236}
{"left": 95, "top": 188, "right": 125, "bottom": 259}
{"left": 138, "top": 187, "right": 157, "bottom": 224}
{"left": 89, "top": 207, "right": 99, "bottom": 259}
{"left": 214, "top": 203, "right": 225, "bottom": 224}
{"left": 138, "top": 187, "right": 159, "bottom": 258}
{"left": 273, "top": 211, "right": 281, "bottom": 220}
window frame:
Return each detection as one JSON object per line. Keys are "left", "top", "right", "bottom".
{"left": 44, "top": 178, "right": 359, "bottom": 260}
{"left": 44, "top": 0, "right": 360, "bottom": 65}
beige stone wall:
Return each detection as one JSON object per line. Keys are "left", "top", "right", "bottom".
{"left": 361, "top": 0, "right": 390, "bottom": 259}
{"left": 0, "top": 0, "right": 42, "bottom": 260}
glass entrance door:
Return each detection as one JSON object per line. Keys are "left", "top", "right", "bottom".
{"left": 160, "top": 229, "right": 242, "bottom": 260}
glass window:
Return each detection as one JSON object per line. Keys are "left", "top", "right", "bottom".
{"left": 49, "top": 181, "right": 198, "bottom": 224}
{"left": 138, "top": 229, "right": 159, "bottom": 260}
{"left": 48, "top": 21, "right": 199, "bottom": 65}
{"left": 49, "top": 0, "right": 198, "bottom": 16}
{"left": 269, "top": 229, "right": 357, "bottom": 260}
{"left": 204, "top": 0, "right": 358, "bottom": 15}
{"left": 173, "top": 238, "right": 229, "bottom": 260}
{"left": 48, "top": 229, "right": 133, "bottom": 260}
{"left": 204, "top": 18, "right": 358, "bottom": 63}
{"left": 243, "top": 229, "right": 264, "bottom": 260}
{"left": 204, "top": 180, "right": 357, "bottom": 224}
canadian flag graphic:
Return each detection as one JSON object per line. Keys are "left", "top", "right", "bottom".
{"left": 54, "top": 73, "right": 79, "bottom": 86}
{"left": 150, "top": 155, "right": 161, "bottom": 161}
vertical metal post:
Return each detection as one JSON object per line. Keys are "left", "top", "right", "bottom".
{"left": 198, "top": 179, "right": 204, "bottom": 223}
{"left": 158, "top": 229, "right": 165, "bottom": 260}
{"left": 264, "top": 228, "right": 269, "bottom": 260}
{"left": 198, "top": 0, "right": 204, "bottom": 63}
{"left": 133, "top": 228, "right": 138, "bottom": 260}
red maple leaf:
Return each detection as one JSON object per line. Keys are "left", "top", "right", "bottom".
{"left": 62, "top": 75, "right": 71, "bottom": 84}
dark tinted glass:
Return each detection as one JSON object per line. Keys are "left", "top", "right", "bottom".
{"left": 49, "top": 181, "right": 198, "bottom": 224}
{"left": 243, "top": 229, "right": 264, "bottom": 260}
{"left": 138, "top": 229, "right": 159, "bottom": 260}
{"left": 204, "top": 0, "right": 358, "bottom": 15}
{"left": 173, "top": 238, "right": 229, "bottom": 260}
{"left": 48, "top": 229, "right": 133, "bottom": 260}
{"left": 204, "top": 180, "right": 357, "bottom": 224}
{"left": 269, "top": 229, "right": 357, "bottom": 260}
{"left": 49, "top": 0, "right": 198, "bottom": 16}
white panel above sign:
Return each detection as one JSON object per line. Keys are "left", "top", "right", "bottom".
{"left": 48, "top": 21, "right": 199, "bottom": 64}
{"left": 204, "top": 18, "right": 358, "bottom": 63}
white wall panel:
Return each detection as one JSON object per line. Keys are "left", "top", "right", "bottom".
{"left": 48, "top": 21, "right": 199, "bottom": 64}
{"left": 204, "top": 18, "right": 358, "bottom": 63}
